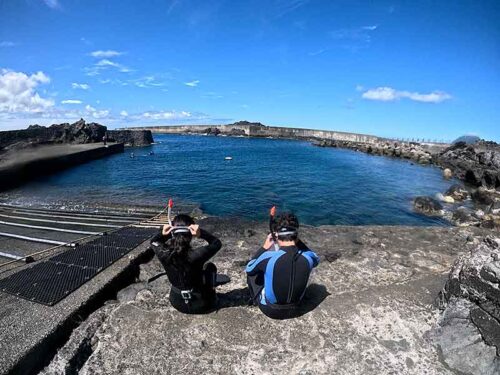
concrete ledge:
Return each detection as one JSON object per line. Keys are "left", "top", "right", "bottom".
{"left": 0, "top": 143, "right": 124, "bottom": 192}
{"left": 0, "top": 241, "right": 153, "bottom": 375}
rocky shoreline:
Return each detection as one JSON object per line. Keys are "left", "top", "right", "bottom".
{"left": 314, "top": 138, "right": 500, "bottom": 189}
{"left": 38, "top": 217, "right": 498, "bottom": 374}
{"left": 314, "top": 138, "right": 500, "bottom": 230}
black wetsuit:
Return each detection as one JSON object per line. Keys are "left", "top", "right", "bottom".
{"left": 150, "top": 229, "right": 222, "bottom": 314}
{"left": 246, "top": 240, "right": 319, "bottom": 319}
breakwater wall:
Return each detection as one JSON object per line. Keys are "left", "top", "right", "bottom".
{"left": 0, "top": 143, "right": 124, "bottom": 191}
{"left": 122, "top": 123, "right": 383, "bottom": 144}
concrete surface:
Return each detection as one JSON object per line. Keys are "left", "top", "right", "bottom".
{"left": 42, "top": 218, "right": 491, "bottom": 375}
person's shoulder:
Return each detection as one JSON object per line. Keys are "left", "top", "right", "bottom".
{"left": 254, "top": 249, "right": 283, "bottom": 262}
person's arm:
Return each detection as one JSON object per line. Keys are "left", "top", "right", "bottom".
{"left": 151, "top": 227, "right": 168, "bottom": 245}
{"left": 302, "top": 250, "right": 320, "bottom": 269}
{"left": 246, "top": 250, "right": 275, "bottom": 276}
{"left": 248, "top": 232, "right": 276, "bottom": 262}
{"left": 189, "top": 228, "right": 222, "bottom": 264}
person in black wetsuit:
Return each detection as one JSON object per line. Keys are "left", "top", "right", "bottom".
{"left": 150, "top": 214, "right": 229, "bottom": 314}
{"left": 246, "top": 212, "right": 320, "bottom": 319}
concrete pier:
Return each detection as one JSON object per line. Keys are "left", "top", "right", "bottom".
{"left": 0, "top": 143, "right": 124, "bottom": 192}
{"left": 0, "top": 205, "right": 163, "bottom": 374}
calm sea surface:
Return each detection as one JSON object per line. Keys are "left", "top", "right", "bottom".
{"left": 1, "top": 134, "right": 456, "bottom": 226}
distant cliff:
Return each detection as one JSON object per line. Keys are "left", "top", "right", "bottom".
{"left": 120, "top": 121, "right": 383, "bottom": 144}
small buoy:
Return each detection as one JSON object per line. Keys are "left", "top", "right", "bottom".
{"left": 225, "top": 156, "right": 233, "bottom": 160}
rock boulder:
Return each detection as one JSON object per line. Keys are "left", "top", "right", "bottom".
{"left": 432, "top": 236, "right": 500, "bottom": 374}
{"left": 413, "top": 196, "right": 443, "bottom": 215}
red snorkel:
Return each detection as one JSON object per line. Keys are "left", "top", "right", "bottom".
{"left": 167, "top": 198, "right": 174, "bottom": 226}
{"left": 269, "top": 205, "right": 279, "bottom": 250}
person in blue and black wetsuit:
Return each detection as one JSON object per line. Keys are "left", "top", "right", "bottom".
{"left": 245, "top": 212, "right": 320, "bottom": 319}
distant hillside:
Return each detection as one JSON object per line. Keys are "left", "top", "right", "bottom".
{"left": 453, "top": 135, "right": 480, "bottom": 144}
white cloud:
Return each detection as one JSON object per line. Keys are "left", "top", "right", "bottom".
{"left": 0, "top": 41, "right": 15, "bottom": 48}
{"left": 72, "top": 82, "right": 90, "bottom": 90}
{"left": 61, "top": 99, "right": 82, "bottom": 104}
{"left": 130, "top": 76, "right": 166, "bottom": 88}
{"left": 43, "top": 0, "right": 60, "bottom": 9}
{"left": 361, "top": 86, "right": 452, "bottom": 103}
{"left": 184, "top": 80, "right": 200, "bottom": 87}
{"left": 120, "top": 110, "right": 128, "bottom": 117}
{"left": 90, "top": 50, "right": 123, "bottom": 58}
{"left": 85, "top": 104, "right": 110, "bottom": 119}
{"left": 404, "top": 91, "right": 452, "bottom": 103}
{"left": 140, "top": 110, "right": 193, "bottom": 120}
{"left": 95, "top": 59, "right": 120, "bottom": 68}
{"left": 85, "top": 59, "right": 132, "bottom": 76}
{"left": 362, "top": 25, "right": 378, "bottom": 31}
{"left": 0, "top": 69, "right": 54, "bottom": 113}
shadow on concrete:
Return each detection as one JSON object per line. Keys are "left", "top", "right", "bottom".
{"left": 294, "top": 283, "right": 330, "bottom": 317}
{"left": 215, "top": 283, "right": 330, "bottom": 317}
{"left": 217, "top": 287, "right": 252, "bottom": 309}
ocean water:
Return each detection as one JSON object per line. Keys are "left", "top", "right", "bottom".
{"left": 1, "top": 134, "right": 457, "bottom": 226}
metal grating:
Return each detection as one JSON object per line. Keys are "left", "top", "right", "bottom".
{"left": 0, "top": 262, "right": 97, "bottom": 305}
{"left": 50, "top": 244, "right": 129, "bottom": 270}
{"left": 0, "top": 227, "right": 157, "bottom": 306}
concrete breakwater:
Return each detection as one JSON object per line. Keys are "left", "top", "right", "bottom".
{"left": 122, "top": 121, "right": 383, "bottom": 144}
{"left": 0, "top": 143, "right": 124, "bottom": 191}
{"left": 0, "top": 119, "right": 153, "bottom": 156}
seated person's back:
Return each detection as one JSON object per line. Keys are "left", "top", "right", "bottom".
{"left": 151, "top": 214, "right": 227, "bottom": 314}
{"left": 246, "top": 212, "right": 319, "bottom": 319}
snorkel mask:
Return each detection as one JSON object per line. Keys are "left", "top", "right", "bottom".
{"left": 167, "top": 198, "right": 191, "bottom": 236}
{"left": 269, "top": 206, "right": 298, "bottom": 250}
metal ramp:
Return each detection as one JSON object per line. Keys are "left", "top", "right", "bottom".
{"left": 0, "top": 227, "right": 157, "bottom": 306}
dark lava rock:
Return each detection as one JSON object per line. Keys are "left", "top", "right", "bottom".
{"left": 413, "top": 196, "right": 443, "bottom": 215}
{"left": 437, "top": 141, "right": 500, "bottom": 189}
{"left": 0, "top": 119, "right": 107, "bottom": 154}
{"left": 107, "top": 130, "right": 153, "bottom": 146}
{"left": 445, "top": 184, "right": 469, "bottom": 201}
{"left": 204, "top": 127, "right": 221, "bottom": 136}
{"left": 432, "top": 236, "right": 500, "bottom": 374}
{"left": 452, "top": 207, "right": 479, "bottom": 226}
{"left": 227, "top": 128, "right": 246, "bottom": 136}
{"left": 472, "top": 187, "right": 496, "bottom": 206}
{"left": 46, "top": 119, "right": 107, "bottom": 144}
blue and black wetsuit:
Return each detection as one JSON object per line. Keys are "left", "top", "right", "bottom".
{"left": 245, "top": 240, "right": 319, "bottom": 319}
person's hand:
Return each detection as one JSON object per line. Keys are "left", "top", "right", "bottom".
{"left": 189, "top": 224, "right": 200, "bottom": 237}
{"left": 162, "top": 224, "right": 172, "bottom": 236}
{"left": 263, "top": 233, "right": 274, "bottom": 250}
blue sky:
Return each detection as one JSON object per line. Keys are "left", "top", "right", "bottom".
{"left": 0, "top": 0, "right": 499, "bottom": 141}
